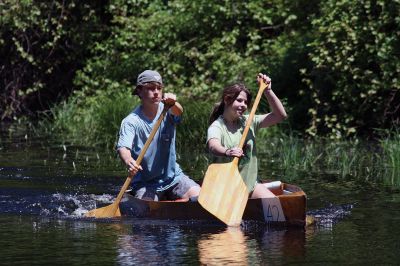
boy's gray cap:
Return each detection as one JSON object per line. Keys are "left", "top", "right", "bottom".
{"left": 136, "top": 70, "right": 163, "bottom": 86}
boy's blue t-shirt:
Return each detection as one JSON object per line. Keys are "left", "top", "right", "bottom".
{"left": 116, "top": 102, "right": 183, "bottom": 191}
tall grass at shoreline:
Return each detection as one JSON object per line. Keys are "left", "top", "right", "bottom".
{"left": 34, "top": 87, "right": 139, "bottom": 148}
{"left": 380, "top": 132, "right": 400, "bottom": 185}
{"left": 31, "top": 93, "right": 400, "bottom": 186}
{"left": 261, "top": 137, "right": 383, "bottom": 180}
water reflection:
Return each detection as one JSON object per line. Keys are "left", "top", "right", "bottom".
{"left": 116, "top": 222, "right": 198, "bottom": 265}
{"left": 0, "top": 215, "right": 121, "bottom": 265}
{"left": 112, "top": 221, "right": 310, "bottom": 265}
{"left": 258, "top": 228, "right": 306, "bottom": 260}
{"left": 198, "top": 227, "right": 248, "bottom": 265}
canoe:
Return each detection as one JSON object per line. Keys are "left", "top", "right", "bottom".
{"left": 119, "top": 181, "right": 307, "bottom": 227}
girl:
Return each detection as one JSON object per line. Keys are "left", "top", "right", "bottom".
{"left": 207, "top": 73, "right": 287, "bottom": 198}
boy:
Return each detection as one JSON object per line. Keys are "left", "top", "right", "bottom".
{"left": 116, "top": 70, "right": 200, "bottom": 201}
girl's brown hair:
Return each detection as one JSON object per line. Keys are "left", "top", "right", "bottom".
{"left": 209, "top": 83, "right": 252, "bottom": 125}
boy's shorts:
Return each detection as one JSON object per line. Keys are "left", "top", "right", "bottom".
{"left": 131, "top": 175, "right": 199, "bottom": 201}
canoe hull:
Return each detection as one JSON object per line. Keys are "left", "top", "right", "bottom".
{"left": 119, "top": 182, "right": 306, "bottom": 227}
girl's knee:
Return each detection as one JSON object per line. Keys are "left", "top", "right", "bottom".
{"left": 184, "top": 186, "right": 200, "bottom": 199}
{"left": 251, "top": 184, "right": 275, "bottom": 199}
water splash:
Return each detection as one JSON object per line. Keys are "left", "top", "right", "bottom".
{"left": 307, "top": 203, "right": 354, "bottom": 229}
{"left": 51, "top": 193, "right": 116, "bottom": 217}
{"left": 0, "top": 187, "right": 118, "bottom": 219}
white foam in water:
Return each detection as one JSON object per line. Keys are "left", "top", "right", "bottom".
{"left": 51, "top": 192, "right": 114, "bottom": 217}
{"left": 72, "top": 207, "right": 91, "bottom": 217}
{"left": 57, "top": 206, "right": 68, "bottom": 216}
{"left": 52, "top": 192, "right": 119, "bottom": 217}
{"left": 93, "top": 194, "right": 114, "bottom": 203}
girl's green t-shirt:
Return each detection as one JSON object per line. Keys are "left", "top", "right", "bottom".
{"left": 207, "top": 115, "right": 263, "bottom": 192}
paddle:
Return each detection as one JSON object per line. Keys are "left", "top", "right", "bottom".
{"left": 85, "top": 103, "right": 172, "bottom": 218}
{"left": 198, "top": 79, "right": 269, "bottom": 226}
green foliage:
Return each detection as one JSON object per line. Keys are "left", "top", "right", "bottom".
{"left": 258, "top": 135, "right": 400, "bottom": 185}
{"left": 73, "top": 0, "right": 318, "bottom": 102}
{"left": 0, "top": 0, "right": 107, "bottom": 121}
{"left": 176, "top": 100, "right": 213, "bottom": 146}
{"left": 68, "top": 0, "right": 320, "bottom": 144}
{"left": 2, "top": 0, "right": 398, "bottom": 141}
{"left": 304, "top": 0, "right": 400, "bottom": 138}
{"left": 36, "top": 81, "right": 138, "bottom": 148}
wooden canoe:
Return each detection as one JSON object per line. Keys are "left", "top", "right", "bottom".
{"left": 119, "top": 181, "right": 307, "bottom": 227}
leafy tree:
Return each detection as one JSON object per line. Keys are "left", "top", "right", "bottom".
{"left": 3, "top": 0, "right": 398, "bottom": 144}
{"left": 75, "top": 0, "right": 318, "bottom": 99}
{"left": 304, "top": 0, "right": 400, "bottom": 138}
{"left": 0, "top": 0, "right": 109, "bottom": 121}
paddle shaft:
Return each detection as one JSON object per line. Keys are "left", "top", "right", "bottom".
{"left": 112, "top": 104, "right": 171, "bottom": 207}
{"left": 232, "top": 79, "right": 268, "bottom": 166}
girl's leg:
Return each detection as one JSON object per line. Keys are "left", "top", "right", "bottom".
{"left": 183, "top": 185, "right": 201, "bottom": 199}
{"left": 250, "top": 183, "right": 275, "bottom": 199}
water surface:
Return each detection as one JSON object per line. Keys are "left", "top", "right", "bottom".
{"left": 0, "top": 134, "right": 399, "bottom": 265}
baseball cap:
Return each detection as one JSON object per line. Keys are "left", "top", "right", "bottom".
{"left": 133, "top": 70, "right": 163, "bottom": 95}
{"left": 137, "top": 70, "right": 163, "bottom": 85}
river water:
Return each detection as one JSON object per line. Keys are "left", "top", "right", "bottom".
{"left": 0, "top": 134, "right": 399, "bottom": 265}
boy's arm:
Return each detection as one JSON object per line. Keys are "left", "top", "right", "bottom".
{"left": 170, "top": 101, "right": 183, "bottom": 116}
{"left": 163, "top": 92, "right": 183, "bottom": 116}
{"left": 118, "top": 147, "right": 142, "bottom": 176}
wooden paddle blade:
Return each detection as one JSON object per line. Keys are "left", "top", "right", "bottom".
{"left": 198, "top": 162, "right": 249, "bottom": 226}
{"left": 85, "top": 202, "right": 121, "bottom": 218}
